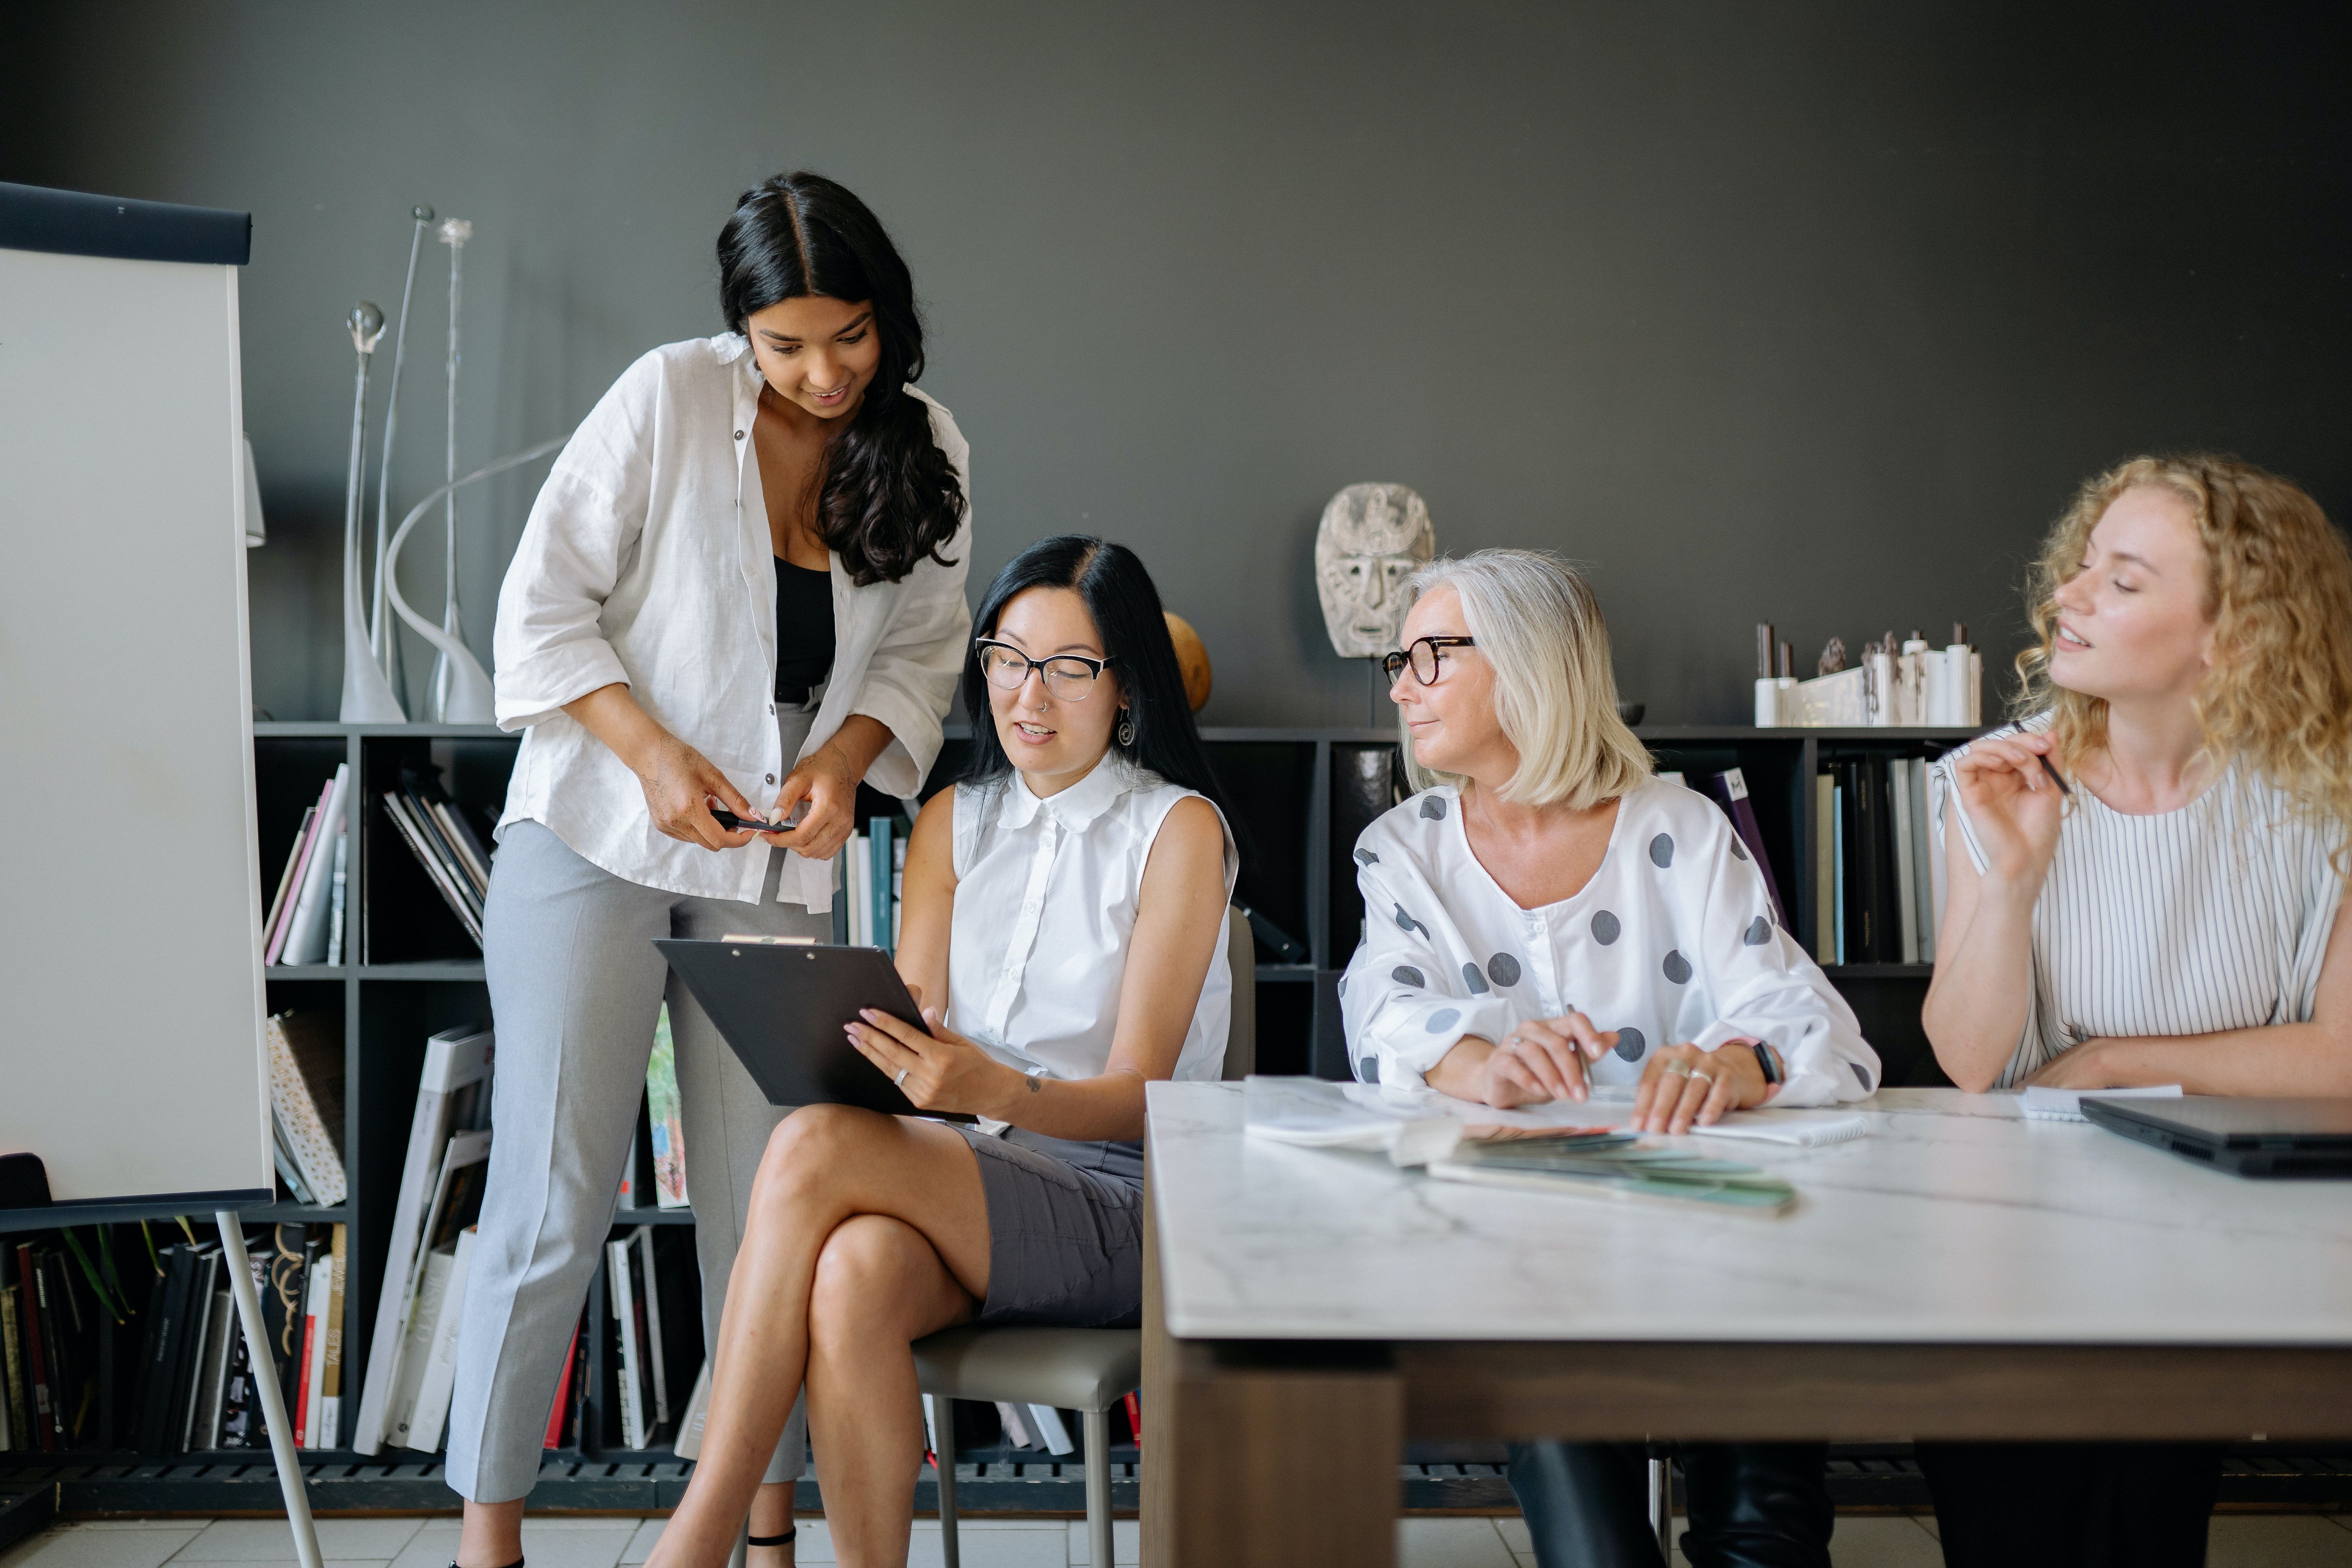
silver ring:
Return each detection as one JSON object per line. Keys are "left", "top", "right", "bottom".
{"left": 895, "top": 1068, "right": 910, "bottom": 1088}
{"left": 1688, "top": 1069, "right": 1714, "bottom": 1086}
{"left": 1663, "top": 1061, "right": 1693, "bottom": 1078}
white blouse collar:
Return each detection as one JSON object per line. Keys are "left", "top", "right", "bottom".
{"left": 998, "top": 751, "right": 1140, "bottom": 831}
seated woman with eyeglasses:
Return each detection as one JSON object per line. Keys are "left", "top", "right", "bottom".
{"left": 1342, "top": 550, "right": 1878, "bottom": 1568}
{"left": 644, "top": 536, "right": 1237, "bottom": 1568}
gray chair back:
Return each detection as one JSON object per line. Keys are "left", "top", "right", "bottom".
{"left": 1221, "top": 904, "right": 1255, "bottom": 1080}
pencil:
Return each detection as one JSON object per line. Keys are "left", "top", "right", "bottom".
{"left": 2037, "top": 754, "right": 2074, "bottom": 796}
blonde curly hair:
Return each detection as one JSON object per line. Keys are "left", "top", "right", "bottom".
{"left": 2014, "top": 454, "right": 2352, "bottom": 866}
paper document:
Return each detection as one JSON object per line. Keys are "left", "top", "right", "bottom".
{"left": 2020, "top": 1085, "right": 2183, "bottom": 1123}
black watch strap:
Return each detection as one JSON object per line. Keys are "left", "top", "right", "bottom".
{"left": 1750, "top": 1040, "right": 1783, "bottom": 1085}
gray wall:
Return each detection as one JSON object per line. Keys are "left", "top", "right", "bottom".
{"left": 9, "top": 2, "right": 2350, "bottom": 726}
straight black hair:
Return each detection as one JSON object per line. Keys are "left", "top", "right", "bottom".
{"left": 717, "top": 172, "right": 964, "bottom": 586}
{"left": 960, "top": 537, "right": 1230, "bottom": 818}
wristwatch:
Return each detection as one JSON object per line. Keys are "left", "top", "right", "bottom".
{"left": 1749, "top": 1040, "right": 1784, "bottom": 1086}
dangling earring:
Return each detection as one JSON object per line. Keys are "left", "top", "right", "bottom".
{"left": 1116, "top": 709, "right": 1136, "bottom": 747}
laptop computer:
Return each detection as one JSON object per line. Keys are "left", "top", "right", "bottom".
{"left": 2081, "top": 1096, "right": 2352, "bottom": 1178}
{"left": 655, "top": 937, "right": 973, "bottom": 1122}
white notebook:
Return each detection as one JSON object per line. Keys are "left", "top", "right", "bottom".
{"left": 2019, "top": 1084, "right": 2182, "bottom": 1123}
{"left": 1689, "top": 1111, "right": 1871, "bottom": 1147}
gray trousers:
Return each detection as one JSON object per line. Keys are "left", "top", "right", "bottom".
{"left": 446, "top": 817, "right": 828, "bottom": 1503}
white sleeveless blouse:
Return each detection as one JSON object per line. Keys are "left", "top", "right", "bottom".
{"left": 947, "top": 754, "right": 1238, "bottom": 1087}
{"left": 1931, "top": 718, "right": 2347, "bottom": 1088}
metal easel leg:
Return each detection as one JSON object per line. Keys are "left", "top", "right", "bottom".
{"left": 217, "top": 1214, "right": 324, "bottom": 1568}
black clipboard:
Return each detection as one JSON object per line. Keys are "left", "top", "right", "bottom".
{"left": 655, "top": 938, "right": 973, "bottom": 1121}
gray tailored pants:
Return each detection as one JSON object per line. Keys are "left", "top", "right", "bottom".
{"left": 445, "top": 814, "right": 828, "bottom": 1503}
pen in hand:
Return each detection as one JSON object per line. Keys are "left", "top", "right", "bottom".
{"left": 2036, "top": 754, "right": 2073, "bottom": 797}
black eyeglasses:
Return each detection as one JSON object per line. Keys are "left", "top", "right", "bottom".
{"left": 975, "top": 639, "right": 1116, "bottom": 701}
{"left": 1382, "top": 636, "right": 1477, "bottom": 686}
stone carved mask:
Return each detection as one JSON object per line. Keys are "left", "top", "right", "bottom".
{"left": 1315, "top": 483, "right": 1436, "bottom": 658}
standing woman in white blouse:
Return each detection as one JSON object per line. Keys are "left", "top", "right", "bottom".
{"left": 1920, "top": 456, "right": 2352, "bottom": 1568}
{"left": 643, "top": 536, "right": 1237, "bottom": 1568}
{"left": 1342, "top": 550, "right": 1875, "bottom": 1568}
{"left": 446, "top": 174, "right": 971, "bottom": 1568}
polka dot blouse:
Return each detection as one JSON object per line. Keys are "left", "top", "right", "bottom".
{"left": 1339, "top": 777, "right": 1881, "bottom": 1104}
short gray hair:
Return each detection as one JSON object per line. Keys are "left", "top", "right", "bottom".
{"left": 1399, "top": 550, "right": 1651, "bottom": 808}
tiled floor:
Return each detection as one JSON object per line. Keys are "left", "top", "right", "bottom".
{"left": 4, "top": 1512, "right": 2350, "bottom": 1568}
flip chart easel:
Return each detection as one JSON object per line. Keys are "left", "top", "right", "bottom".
{"left": 0, "top": 181, "right": 322, "bottom": 1568}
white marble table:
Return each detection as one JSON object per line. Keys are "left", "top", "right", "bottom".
{"left": 1138, "top": 1082, "right": 2352, "bottom": 1568}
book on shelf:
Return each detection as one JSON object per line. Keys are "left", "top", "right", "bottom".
{"left": 261, "top": 802, "right": 317, "bottom": 962}
{"left": 325, "top": 824, "right": 350, "bottom": 965}
{"left": 381, "top": 785, "right": 486, "bottom": 949}
{"left": 647, "top": 1006, "right": 690, "bottom": 1208}
{"left": 673, "top": 1358, "right": 711, "bottom": 1460}
{"left": 318, "top": 1223, "right": 348, "bottom": 1446}
{"left": 1124, "top": 1390, "right": 1142, "bottom": 1450}
{"left": 633, "top": 1225, "right": 670, "bottom": 1426}
{"left": 544, "top": 1318, "right": 583, "bottom": 1450}
{"left": 0, "top": 1281, "right": 23, "bottom": 1452}
{"left": 1025, "top": 1402, "right": 1075, "bottom": 1456}
{"left": 188, "top": 1279, "right": 234, "bottom": 1451}
{"left": 352, "top": 1024, "right": 493, "bottom": 1455}
{"left": 397, "top": 1224, "right": 478, "bottom": 1453}
{"left": 1812, "top": 773, "right": 1835, "bottom": 963}
{"left": 279, "top": 764, "right": 352, "bottom": 965}
{"left": 1700, "top": 768, "right": 1789, "bottom": 931}
{"left": 844, "top": 816, "right": 909, "bottom": 950}
{"left": 607, "top": 1236, "right": 650, "bottom": 1450}
{"left": 265, "top": 1010, "right": 347, "bottom": 1206}
{"left": 1889, "top": 761, "right": 1920, "bottom": 964}
{"left": 385, "top": 1129, "right": 491, "bottom": 1450}
{"left": 174, "top": 1248, "right": 225, "bottom": 1454}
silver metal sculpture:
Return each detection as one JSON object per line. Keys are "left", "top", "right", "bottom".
{"left": 339, "top": 303, "right": 405, "bottom": 722}
{"left": 430, "top": 216, "right": 474, "bottom": 721}
{"left": 385, "top": 434, "right": 573, "bottom": 724}
{"left": 370, "top": 205, "right": 434, "bottom": 706}
{"left": 1315, "top": 482, "right": 1436, "bottom": 658}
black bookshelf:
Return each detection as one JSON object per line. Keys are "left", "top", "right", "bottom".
{"left": 0, "top": 717, "right": 1970, "bottom": 1503}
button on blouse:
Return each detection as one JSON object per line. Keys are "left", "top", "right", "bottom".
{"left": 1339, "top": 778, "right": 1880, "bottom": 1106}
{"left": 946, "top": 755, "right": 1240, "bottom": 1092}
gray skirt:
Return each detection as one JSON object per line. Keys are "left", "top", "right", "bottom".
{"left": 958, "top": 1127, "right": 1144, "bottom": 1328}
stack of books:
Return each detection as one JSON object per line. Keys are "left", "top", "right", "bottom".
{"left": 1816, "top": 755, "right": 1942, "bottom": 965}
{"left": 844, "top": 815, "right": 906, "bottom": 950}
{"left": 263, "top": 764, "right": 352, "bottom": 967}
{"left": 265, "top": 1011, "right": 346, "bottom": 1207}
{"left": 0, "top": 1223, "right": 351, "bottom": 1457}
{"left": 379, "top": 767, "right": 494, "bottom": 949}
{"left": 351, "top": 1024, "right": 494, "bottom": 1456}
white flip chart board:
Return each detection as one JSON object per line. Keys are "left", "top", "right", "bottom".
{"left": 0, "top": 186, "right": 273, "bottom": 1220}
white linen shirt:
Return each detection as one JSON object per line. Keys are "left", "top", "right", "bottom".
{"left": 492, "top": 332, "right": 972, "bottom": 911}
{"left": 946, "top": 755, "right": 1239, "bottom": 1096}
{"left": 1340, "top": 779, "right": 1881, "bottom": 1105}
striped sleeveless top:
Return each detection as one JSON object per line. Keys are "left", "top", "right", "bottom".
{"left": 1928, "top": 717, "right": 2347, "bottom": 1088}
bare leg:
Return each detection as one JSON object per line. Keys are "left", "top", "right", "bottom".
{"left": 746, "top": 1483, "right": 798, "bottom": 1567}
{"left": 645, "top": 1107, "right": 991, "bottom": 1568}
{"left": 457, "top": 1499, "right": 523, "bottom": 1568}
{"left": 806, "top": 1216, "right": 976, "bottom": 1566}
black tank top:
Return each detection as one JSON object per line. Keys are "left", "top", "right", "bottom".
{"left": 774, "top": 558, "right": 835, "bottom": 702}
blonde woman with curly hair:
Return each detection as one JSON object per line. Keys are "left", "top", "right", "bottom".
{"left": 1919, "top": 454, "right": 2352, "bottom": 1567}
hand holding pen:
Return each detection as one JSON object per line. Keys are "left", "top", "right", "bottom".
{"left": 1949, "top": 730, "right": 2069, "bottom": 891}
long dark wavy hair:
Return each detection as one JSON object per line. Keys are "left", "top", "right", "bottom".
{"left": 959, "top": 537, "right": 1230, "bottom": 817}
{"left": 717, "top": 172, "right": 964, "bottom": 585}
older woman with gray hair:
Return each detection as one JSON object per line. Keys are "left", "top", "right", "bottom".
{"left": 1341, "top": 549, "right": 1878, "bottom": 1568}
